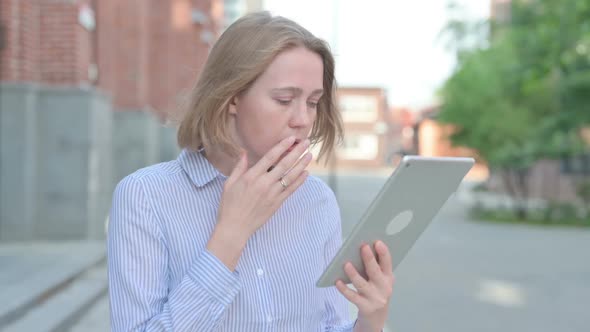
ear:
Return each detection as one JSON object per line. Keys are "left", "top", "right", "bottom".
{"left": 228, "top": 96, "right": 239, "bottom": 115}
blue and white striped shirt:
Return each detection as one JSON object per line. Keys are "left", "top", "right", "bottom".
{"left": 107, "top": 148, "right": 355, "bottom": 331}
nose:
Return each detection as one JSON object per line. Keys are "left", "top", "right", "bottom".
{"left": 289, "top": 102, "right": 314, "bottom": 128}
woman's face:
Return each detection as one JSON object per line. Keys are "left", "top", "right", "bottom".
{"left": 229, "top": 46, "right": 324, "bottom": 164}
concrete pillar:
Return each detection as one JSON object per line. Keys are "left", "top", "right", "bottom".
{"left": 0, "top": 83, "right": 39, "bottom": 241}
{"left": 34, "top": 86, "right": 112, "bottom": 240}
{"left": 112, "top": 110, "right": 161, "bottom": 185}
{"left": 0, "top": 83, "right": 113, "bottom": 242}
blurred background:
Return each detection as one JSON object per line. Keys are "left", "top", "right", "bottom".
{"left": 0, "top": 0, "right": 589, "bottom": 331}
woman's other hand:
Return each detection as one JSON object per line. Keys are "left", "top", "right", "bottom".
{"left": 336, "top": 241, "right": 395, "bottom": 332}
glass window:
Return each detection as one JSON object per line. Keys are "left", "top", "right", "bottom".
{"left": 338, "top": 95, "right": 378, "bottom": 122}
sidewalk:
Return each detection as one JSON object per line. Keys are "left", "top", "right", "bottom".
{"left": 0, "top": 241, "right": 107, "bottom": 332}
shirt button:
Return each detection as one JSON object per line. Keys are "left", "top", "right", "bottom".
{"left": 257, "top": 268, "right": 264, "bottom": 277}
{"left": 266, "top": 315, "right": 273, "bottom": 323}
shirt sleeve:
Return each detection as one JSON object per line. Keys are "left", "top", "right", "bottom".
{"left": 320, "top": 187, "right": 357, "bottom": 332}
{"left": 107, "top": 175, "right": 241, "bottom": 332}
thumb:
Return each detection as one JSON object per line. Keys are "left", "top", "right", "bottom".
{"left": 228, "top": 150, "right": 248, "bottom": 182}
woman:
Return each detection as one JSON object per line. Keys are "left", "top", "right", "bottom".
{"left": 108, "top": 11, "right": 394, "bottom": 332}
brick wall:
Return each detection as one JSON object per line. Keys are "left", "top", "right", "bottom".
{"left": 1, "top": 0, "right": 222, "bottom": 113}
{"left": 95, "top": 0, "right": 149, "bottom": 109}
{"left": 146, "top": 0, "right": 221, "bottom": 115}
{"left": 95, "top": 0, "right": 221, "bottom": 113}
{"left": 0, "top": 0, "right": 41, "bottom": 82}
{"left": 39, "top": 0, "right": 92, "bottom": 84}
{"left": 0, "top": 0, "right": 93, "bottom": 84}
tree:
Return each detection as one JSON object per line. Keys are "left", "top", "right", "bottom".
{"left": 438, "top": 37, "right": 539, "bottom": 218}
{"left": 438, "top": 0, "right": 590, "bottom": 219}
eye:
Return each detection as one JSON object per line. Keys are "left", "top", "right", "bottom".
{"left": 307, "top": 101, "right": 319, "bottom": 109}
{"left": 276, "top": 99, "right": 292, "bottom": 106}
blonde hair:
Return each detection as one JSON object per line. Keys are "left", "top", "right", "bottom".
{"left": 177, "top": 11, "right": 342, "bottom": 163}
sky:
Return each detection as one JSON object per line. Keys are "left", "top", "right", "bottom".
{"left": 263, "top": 0, "right": 490, "bottom": 111}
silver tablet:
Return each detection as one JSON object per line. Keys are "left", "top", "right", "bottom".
{"left": 316, "top": 156, "right": 474, "bottom": 288}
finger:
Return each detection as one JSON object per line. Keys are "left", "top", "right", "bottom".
{"left": 375, "top": 241, "right": 393, "bottom": 276}
{"left": 227, "top": 150, "right": 248, "bottom": 184}
{"left": 271, "top": 152, "right": 312, "bottom": 196}
{"left": 268, "top": 138, "right": 310, "bottom": 180}
{"left": 277, "top": 170, "right": 309, "bottom": 201}
{"left": 344, "top": 262, "right": 370, "bottom": 293}
{"left": 335, "top": 280, "right": 370, "bottom": 308}
{"left": 249, "top": 136, "right": 296, "bottom": 176}
{"left": 361, "top": 244, "right": 383, "bottom": 281}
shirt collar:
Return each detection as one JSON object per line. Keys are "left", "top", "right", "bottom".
{"left": 177, "top": 148, "right": 225, "bottom": 188}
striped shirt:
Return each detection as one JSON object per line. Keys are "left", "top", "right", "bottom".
{"left": 107, "top": 148, "right": 355, "bottom": 331}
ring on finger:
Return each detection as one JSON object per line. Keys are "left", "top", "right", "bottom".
{"left": 280, "top": 177, "right": 289, "bottom": 189}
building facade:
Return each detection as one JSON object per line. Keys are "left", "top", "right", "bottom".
{"left": 415, "top": 108, "right": 489, "bottom": 181}
{"left": 0, "top": 0, "right": 222, "bottom": 242}
{"left": 310, "top": 87, "right": 397, "bottom": 173}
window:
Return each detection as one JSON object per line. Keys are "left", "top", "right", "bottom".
{"left": 338, "top": 95, "right": 378, "bottom": 122}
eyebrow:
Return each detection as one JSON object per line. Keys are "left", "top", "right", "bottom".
{"left": 271, "top": 87, "right": 324, "bottom": 96}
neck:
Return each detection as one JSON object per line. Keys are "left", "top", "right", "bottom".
{"left": 202, "top": 146, "right": 238, "bottom": 176}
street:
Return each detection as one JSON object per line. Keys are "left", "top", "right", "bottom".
{"left": 71, "top": 174, "right": 590, "bottom": 331}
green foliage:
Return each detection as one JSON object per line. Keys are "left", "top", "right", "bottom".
{"left": 471, "top": 204, "right": 590, "bottom": 227}
{"left": 439, "top": 0, "right": 590, "bottom": 219}
{"left": 439, "top": 0, "right": 590, "bottom": 170}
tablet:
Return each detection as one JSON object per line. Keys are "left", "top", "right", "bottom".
{"left": 316, "top": 156, "right": 475, "bottom": 288}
